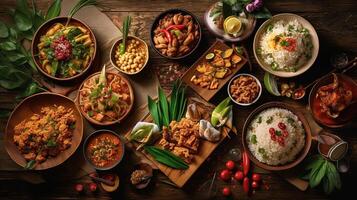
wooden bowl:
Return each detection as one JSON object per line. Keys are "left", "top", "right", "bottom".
{"left": 5, "top": 92, "right": 84, "bottom": 170}
{"left": 253, "top": 13, "right": 319, "bottom": 78}
{"left": 31, "top": 17, "right": 97, "bottom": 81}
{"left": 309, "top": 73, "right": 357, "bottom": 128}
{"left": 76, "top": 72, "right": 134, "bottom": 126}
{"left": 83, "top": 129, "right": 125, "bottom": 170}
{"left": 110, "top": 35, "right": 149, "bottom": 75}
{"left": 242, "top": 102, "right": 312, "bottom": 171}
{"left": 150, "top": 8, "right": 202, "bottom": 60}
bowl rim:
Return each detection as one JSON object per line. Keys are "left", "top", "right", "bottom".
{"left": 82, "top": 129, "right": 125, "bottom": 170}
{"left": 5, "top": 92, "right": 84, "bottom": 170}
{"left": 227, "top": 73, "right": 262, "bottom": 106}
{"left": 253, "top": 13, "right": 319, "bottom": 78}
{"left": 31, "top": 16, "right": 97, "bottom": 81}
{"left": 110, "top": 35, "right": 149, "bottom": 75}
{"left": 149, "top": 8, "right": 202, "bottom": 60}
{"left": 76, "top": 71, "right": 134, "bottom": 126}
{"left": 242, "top": 101, "right": 312, "bottom": 171}
{"left": 308, "top": 73, "right": 357, "bottom": 128}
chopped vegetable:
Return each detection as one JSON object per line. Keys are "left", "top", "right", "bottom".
{"left": 211, "top": 97, "right": 232, "bottom": 127}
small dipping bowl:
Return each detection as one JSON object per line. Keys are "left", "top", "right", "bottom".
{"left": 228, "top": 73, "right": 262, "bottom": 106}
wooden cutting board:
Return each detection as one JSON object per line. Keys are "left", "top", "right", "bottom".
{"left": 126, "top": 95, "right": 231, "bottom": 188}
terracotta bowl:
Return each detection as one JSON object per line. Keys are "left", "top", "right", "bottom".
{"left": 253, "top": 13, "right": 319, "bottom": 78}
{"left": 83, "top": 129, "right": 125, "bottom": 170}
{"left": 150, "top": 8, "right": 202, "bottom": 60}
{"left": 5, "top": 92, "right": 84, "bottom": 170}
{"left": 110, "top": 35, "right": 149, "bottom": 75}
{"left": 309, "top": 73, "right": 357, "bottom": 128}
{"left": 242, "top": 102, "right": 312, "bottom": 171}
{"left": 76, "top": 72, "right": 134, "bottom": 126}
{"left": 31, "top": 17, "right": 97, "bottom": 81}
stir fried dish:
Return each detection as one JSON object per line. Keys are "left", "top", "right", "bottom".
{"left": 13, "top": 105, "right": 76, "bottom": 164}
{"left": 86, "top": 132, "right": 123, "bottom": 168}
{"left": 79, "top": 67, "right": 132, "bottom": 123}
{"left": 37, "top": 22, "right": 95, "bottom": 78}
{"left": 316, "top": 73, "right": 353, "bottom": 118}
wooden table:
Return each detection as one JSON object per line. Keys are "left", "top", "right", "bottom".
{"left": 0, "top": 0, "right": 356, "bottom": 199}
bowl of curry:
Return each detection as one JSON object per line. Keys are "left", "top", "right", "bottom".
{"left": 83, "top": 130, "right": 125, "bottom": 170}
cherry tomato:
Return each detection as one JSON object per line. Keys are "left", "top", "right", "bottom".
{"left": 252, "top": 173, "right": 261, "bottom": 182}
{"left": 278, "top": 122, "right": 286, "bottom": 130}
{"left": 88, "top": 182, "right": 98, "bottom": 192}
{"left": 234, "top": 170, "right": 244, "bottom": 181}
{"left": 222, "top": 187, "right": 231, "bottom": 196}
{"left": 220, "top": 169, "right": 231, "bottom": 181}
{"left": 269, "top": 128, "right": 275, "bottom": 135}
{"left": 252, "top": 181, "right": 260, "bottom": 189}
{"left": 283, "top": 130, "right": 289, "bottom": 137}
{"left": 271, "top": 134, "right": 277, "bottom": 141}
{"left": 225, "top": 160, "right": 236, "bottom": 170}
{"left": 74, "top": 183, "right": 84, "bottom": 193}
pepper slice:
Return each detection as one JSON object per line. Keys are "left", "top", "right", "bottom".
{"left": 242, "top": 150, "right": 250, "bottom": 176}
{"left": 160, "top": 29, "right": 172, "bottom": 43}
{"left": 166, "top": 24, "right": 185, "bottom": 31}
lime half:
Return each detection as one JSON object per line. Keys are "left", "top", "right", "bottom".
{"left": 264, "top": 72, "right": 281, "bottom": 96}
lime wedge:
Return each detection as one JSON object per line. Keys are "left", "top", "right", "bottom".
{"left": 224, "top": 16, "right": 242, "bottom": 35}
{"left": 264, "top": 72, "right": 281, "bottom": 96}
{"left": 205, "top": 53, "right": 215, "bottom": 60}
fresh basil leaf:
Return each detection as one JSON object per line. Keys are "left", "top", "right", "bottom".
{"left": 51, "top": 60, "right": 59, "bottom": 76}
{"left": 222, "top": 0, "right": 234, "bottom": 19}
{"left": 33, "top": 12, "right": 45, "bottom": 30}
{"left": 20, "top": 29, "right": 34, "bottom": 40}
{"left": 6, "top": 51, "right": 27, "bottom": 63}
{"left": 251, "top": 7, "right": 272, "bottom": 19}
{"left": 0, "top": 21, "right": 9, "bottom": 38}
{"left": 16, "top": 0, "right": 32, "bottom": 16}
{"left": 8, "top": 27, "right": 18, "bottom": 41}
{"left": 24, "top": 160, "right": 36, "bottom": 170}
{"left": 46, "top": 0, "right": 62, "bottom": 20}
{"left": 0, "top": 41, "right": 17, "bottom": 51}
{"left": 14, "top": 11, "right": 33, "bottom": 31}
{"left": 0, "top": 65, "right": 31, "bottom": 89}
{"left": 328, "top": 161, "right": 341, "bottom": 189}
{"left": 16, "top": 82, "right": 43, "bottom": 99}
{"left": 323, "top": 176, "right": 333, "bottom": 195}
{"left": 310, "top": 160, "right": 327, "bottom": 188}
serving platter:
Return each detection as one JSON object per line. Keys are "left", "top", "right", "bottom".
{"left": 126, "top": 93, "right": 230, "bottom": 188}
{"left": 182, "top": 40, "right": 247, "bottom": 101}
{"left": 4, "top": 92, "right": 84, "bottom": 170}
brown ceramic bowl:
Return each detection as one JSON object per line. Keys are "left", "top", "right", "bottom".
{"left": 309, "top": 73, "right": 357, "bottom": 128}
{"left": 110, "top": 35, "right": 149, "bottom": 75}
{"left": 31, "top": 17, "right": 97, "bottom": 81}
{"left": 76, "top": 72, "right": 134, "bottom": 126}
{"left": 5, "top": 92, "right": 84, "bottom": 170}
{"left": 242, "top": 102, "right": 312, "bottom": 171}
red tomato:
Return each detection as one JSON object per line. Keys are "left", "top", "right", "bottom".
{"left": 252, "top": 173, "right": 261, "bottom": 182}
{"left": 225, "top": 160, "right": 236, "bottom": 170}
{"left": 252, "top": 181, "right": 260, "bottom": 189}
{"left": 88, "top": 182, "right": 97, "bottom": 192}
{"left": 283, "top": 130, "right": 289, "bottom": 137}
{"left": 220, "top": 169, "right": 231, "bottom": 181}
{"left": 269, "top": 128, "right": 275, "bottom": 135}
{"left": 222, "top": 187, "right": 231, "bottom": 196}
{"left": 234, "top": 171, "right": 244, "bottom": 181}
{"left": 278, "top": 122, "right": 286, "bottom": 130}
{"left": 74, "top": 183, "right": 84, "bottom": 193}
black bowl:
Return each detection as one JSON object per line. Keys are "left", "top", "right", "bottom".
{"left": 149, "top": 8, "right": 202, "bottom": 60}
{"left": 83, "top": 129, "right": 125, "bottom": 170}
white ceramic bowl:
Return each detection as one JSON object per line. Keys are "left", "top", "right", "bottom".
{"left": 253, "top": 13, "right": 319, "bottom": 78}
{"left": 227, "top": 73, "right": 262, "bottom": 106}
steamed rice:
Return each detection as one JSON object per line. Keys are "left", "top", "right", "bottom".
{"left": 246, "top": 107, "right": 305, "bottom": 165}
{"left": 258, "top": 19, "right": 313, "bottom": 72}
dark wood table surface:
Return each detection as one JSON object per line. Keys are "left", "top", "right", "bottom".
{"left": 1, "top": 0, "right": 356, "bottom": 199}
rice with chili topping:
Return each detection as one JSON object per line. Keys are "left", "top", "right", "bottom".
{"left": 246, "top": 107, "right": 305, "bottom": 165}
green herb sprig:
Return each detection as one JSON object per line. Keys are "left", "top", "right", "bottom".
{"left": 119, "top": 16, "right": 132, "bottom": 55}
{"left": 302, "top": 155, "right": 342, "bottom": 194}
{"left": 144, "top": 146, "right": 189, "bottom": 169}
{"left": 147, "top": 80, "right": 187, "bottom": 129}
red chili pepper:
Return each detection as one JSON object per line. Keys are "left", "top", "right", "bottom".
{"left": 242, "top": 151, "right": 250, "bottom": 176}
{"left": 166, "top": 24, "right": 185, "bottom": 31}
{"left": 243, "top": 177, "right": 250, "bottom": 194}
{"left": 160, "top": 29, "right": 172, "bottom": 43}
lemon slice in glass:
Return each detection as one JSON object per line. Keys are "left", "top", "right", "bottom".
{"left": 224, "top": 16, "right": 242, "bottom": 35}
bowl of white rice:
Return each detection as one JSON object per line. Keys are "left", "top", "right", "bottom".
{"left": 242, "top": 102, "right": 311, "bottom": 171}
{"left": 253, "top": 13, "right": 319, "bottom": 78}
